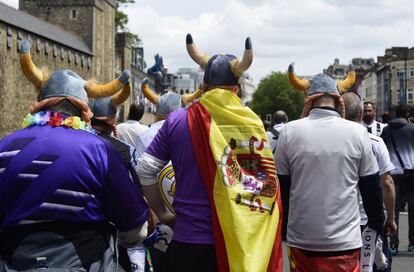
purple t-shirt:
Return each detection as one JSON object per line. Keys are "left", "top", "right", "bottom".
{"left": 146, "top": 108, "right": 214, "bottom": 244}
{"left": 0, "top": 125, "right": 148, "bottom": 232}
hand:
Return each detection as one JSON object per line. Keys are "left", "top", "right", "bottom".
{"left": 142, "top": 77, "right": 149, "bottom": 85}
{"left": 385, "top": 218, "right": 397, "bottom": 236}
{"left": 19, "top": 39, "right": 31, "bottom": 54}
{"left": 118, "top": 70, "right": 130, "bottom": 85}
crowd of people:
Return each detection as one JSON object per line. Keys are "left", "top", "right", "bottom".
{"left": 0, "top": 35, "right": 413, "bottom": 272}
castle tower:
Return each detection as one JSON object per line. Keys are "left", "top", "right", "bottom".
{"left": 19, "top": 0, "right": 117, "bottom": 82}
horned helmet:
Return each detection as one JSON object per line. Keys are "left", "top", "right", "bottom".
{"left": 288, "top": 63, "right": 356, "bottom": 118}
{"left": 89, "top": 82, "right": 131, "bottom": 120}
{"left": 141, "top": 78, "right": 201, "bottom": 116}
{"left": 19, "top": 39, "right": 130, "bottom": 122}
{"left": 186, "top": 33, "right": 253, "bottom": 86}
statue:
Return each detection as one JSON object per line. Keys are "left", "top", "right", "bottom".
{"left": 147, "top": 54, "right": 170, "bottom": 91}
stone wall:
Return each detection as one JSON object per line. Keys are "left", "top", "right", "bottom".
{"left": 115, "top": 32, "right": 132, "bottom": 121}
{"left": 91, "top": 0, "right": 115, "bottom": 82}
{"left": 0, "top": 22, "right": 92, "bottom": 137}
{"left": 19, "top": 0, "right": 116, "bottom": 83}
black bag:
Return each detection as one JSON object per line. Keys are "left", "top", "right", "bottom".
{"left": 389, "top": 128, "right": 414, "bottom": 189}
{"left": 268, "top": 127, "right": 280, "bottom": 154}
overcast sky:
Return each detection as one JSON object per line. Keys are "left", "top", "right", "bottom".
{"left": 10, "top": 0, "right": 414, "bottom": 83}
{"left": 123, "top": 0, "right": 414, "bottom": 83}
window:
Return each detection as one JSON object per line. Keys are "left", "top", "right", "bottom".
{"left": 408, "top": 89, "right": 414, "bottom": 105}
{"left": 411, "top": 70, "right": 414, "bottom": 78}
{"left": 335, "top": 69, "right": 344, "bottom": 76}
{"left": 397, "top": 89, "right": 401, "bottom": 103}
{"left": 70, "top": 9, "right": 77, "bottom": 20}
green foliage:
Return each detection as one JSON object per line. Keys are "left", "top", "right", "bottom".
{"left": 127, "top": 32, "right": 142, "bottom": 47}
{"left": 115, "top": 0, "right": 143, "bottom": 47}
{"left": 115, "top": 0, "right": 135, "bottom": 32}
{"left": 249, "top": 72, "right": 305, "bottom": 121}
{"left": 115, "top": 11, "right": 129, "bottom": 32}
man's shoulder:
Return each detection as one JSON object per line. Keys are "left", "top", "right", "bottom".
{"left": 165, "top": 108, "right": 188, "bottom": 125}
{"left": 376, "top": 121, "right": 386, "bottom": 127}
{"left": 369, "top": 133, "right": 383, "bottom": 143}
{"left": 369, "top": 134, "right": 386, "bottom": 152}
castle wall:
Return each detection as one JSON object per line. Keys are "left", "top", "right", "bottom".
{"left": 0, "top": 22, "right": 92, "bottom": 137}
{"left": 19, "top": 0, "right": 116, "bottom": 83}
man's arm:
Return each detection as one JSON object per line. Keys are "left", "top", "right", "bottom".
{"left": 358, "top": 173, "right": 385, "bottom": 233}
{"left": 380, "top": 172, "right": 397, "bottom": 235}
{"left": 359, "top": 132, "right": 384, "bottom": 232}
{"left": 137, "top": 152, "right": 175, "bottom": 229}
{"left": 103, "top": 141, "right": 149, "bottom": 246}
{"left": 374, "top": 137, "right": 396, "bottom": 235}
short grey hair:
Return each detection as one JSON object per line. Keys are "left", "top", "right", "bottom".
{"left": 342, "top": 92, "right": 363, "bottom": 122}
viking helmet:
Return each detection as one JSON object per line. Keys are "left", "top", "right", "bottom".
{"left": 141, "top": 78, "right": 201, "bottom": 116}
{"left": 288, "top": 63, "right": 355, "bottom": 118}
{"left": 186, "top": 33, "right": 253, "bottom": 86}
{"left": 89, "top": 83, "right": 131, "bottom": 118}
{"left": 288, "top": 63, "right": 356, "bottom": 95}
{"left": 20, "top": 39, "right": 130, "bottom": 104}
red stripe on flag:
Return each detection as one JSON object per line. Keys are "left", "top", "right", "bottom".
{"left": 262, "top": 164, "right": 276, "bottom": 170}
{"left": 262, "top": 157, "right": 275, "bottom": 162}
{"left": 267, "top": 183, "right": 284, "bottom": 271}
{"left": 188, "top": 102, "right": 230, "bottom": 272}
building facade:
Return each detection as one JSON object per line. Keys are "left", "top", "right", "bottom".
{"left": 323, "top": 58, "right": 349, "bottom": 80}
{"left": 357, "top": 47, "right": 414, "bottom": 117}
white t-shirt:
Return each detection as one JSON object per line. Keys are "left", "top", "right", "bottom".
{"left": 276, "top": 108, "right": 379, "bottom": 251}
{"left": 117, "top": 120, "right": 149, "bottom": 147}
{"left": 359, "top": 133, "right": 394, "bottom": 225}
{"left": 266, "top": 123, "right": 285, "bottom": 163}
{"left": 136, "top": 120, "right": 165, "bottom": 156}
{"left": 362, "top": 120, "right": 386, "bottom": 137}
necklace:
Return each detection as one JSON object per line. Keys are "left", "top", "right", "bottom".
{"left": 22, "top": 111, "right": 96, "bottom": 135}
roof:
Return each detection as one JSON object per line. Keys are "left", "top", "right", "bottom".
{"left": 0, "top": 3, "right": 92, "bottom": 55}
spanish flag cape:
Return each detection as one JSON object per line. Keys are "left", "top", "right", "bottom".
{"left": 188, "top": 88, "right": 283, "bottom": 272}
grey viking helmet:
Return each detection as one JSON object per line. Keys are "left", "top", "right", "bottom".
{"left": 287, "top": 63, "right": 356, "bottom": 95}
{"left": 186, "top": 33, "right": 253, "bottom": 86}
{"left": 19, "top": 39, "right": 130, "bottom": 103}
{"left": 141, "top": 78, "right": 202, "bottom": 116}
{"left": 89, "top": 82, "right": 132, "bottom": 118}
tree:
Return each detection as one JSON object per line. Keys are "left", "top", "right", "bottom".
{"left": 115, "top": 0, "right": 142, "bottom": 46}
{"left": 249, "top": 72, "right": 304, "bottom": 121}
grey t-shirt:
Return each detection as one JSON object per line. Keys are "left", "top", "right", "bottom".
{"left": 276, "top": 108, "right": 379, "bottom": 251}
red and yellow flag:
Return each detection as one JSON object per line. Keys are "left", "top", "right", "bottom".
{"left": 188, "top": 88, "right": 283, "bottom": 272}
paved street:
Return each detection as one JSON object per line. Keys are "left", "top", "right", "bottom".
{"left": 282, "top": 213, "right": 414, "bottom": 271}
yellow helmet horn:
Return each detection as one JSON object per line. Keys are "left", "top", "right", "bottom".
{"left": 20, "top": 51, "right": 44, "bottom": 92}
{"left": 186, "top": 34, "right": 210, "bottom": 69}
{"left": 288, "top": 64, "right": 310, "bottom": 91}
{"left": 231, "top": 37, "right": 253, "bottom": 78}
{"left": 85, "top": 70, "right": 130, "bottom": 98}
{"left": 337, "top": 65, "right": 356, "bottom": 93}
{"left": 182, "top": 88, "right": 202, "bottom": 105}
{"left": 141, "top": 79, "right": 160, "bottom": 104}
{"left": 112, "top": 83, "right": 131, "bottom": 107}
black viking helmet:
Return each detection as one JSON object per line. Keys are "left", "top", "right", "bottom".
{"left": 186, "top": 34, "right": 253, "bottom": 86}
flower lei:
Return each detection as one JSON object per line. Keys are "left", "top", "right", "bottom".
{"left": 22, "top": 111, "right": 96, "bottom": 135}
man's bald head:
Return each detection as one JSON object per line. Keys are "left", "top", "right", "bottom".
{"left": 273, "top": 110, "right": 288, "bottom": 125}
{"left": 342, "top": 92, "right": 363, "bottom": 122}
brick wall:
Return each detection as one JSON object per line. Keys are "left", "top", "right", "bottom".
{"left": 0, "top": 22, "right": 92, "bottom": 137}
